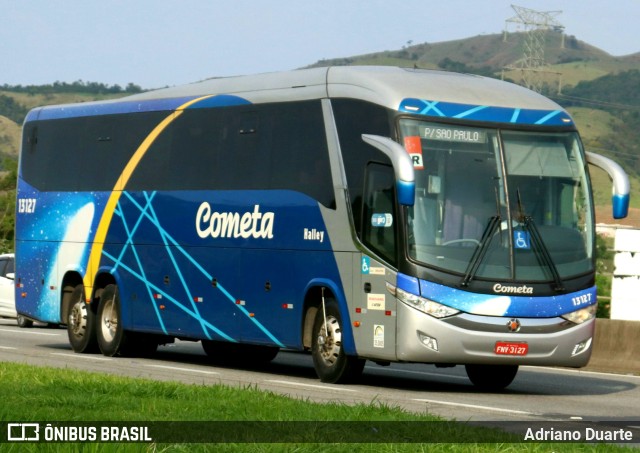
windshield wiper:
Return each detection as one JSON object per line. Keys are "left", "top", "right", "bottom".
{"left": 460, "top": 216, "right": 500, "bottom": 287}
{"left": 461, "top": 188, "right": 502, "bottom": 287}
{"left": 516, "top": 189, "right": 565, "bottom": 292}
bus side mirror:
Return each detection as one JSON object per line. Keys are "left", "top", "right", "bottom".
{"left": 361, "top": 134, "right": 415, "bottom": 206}
{"left": 586, "top": 151, "right": 630, "bottom": 219}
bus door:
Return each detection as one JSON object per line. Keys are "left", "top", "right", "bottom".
{"left": 355, "top": 253, "right": 397, "bottom": 361}
{"left": 352, "top": 161, "right": 399, "bottom": 361}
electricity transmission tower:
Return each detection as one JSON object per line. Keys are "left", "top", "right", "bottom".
{"left": 502, "top": 5, "right": 564, "bottom": 93}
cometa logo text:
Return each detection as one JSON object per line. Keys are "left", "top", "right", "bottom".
{"left": 493, "top": 284, "right": 534, "bottom": 295}
{"left": 196, "top": 203, "right": 274, "bottom": 239}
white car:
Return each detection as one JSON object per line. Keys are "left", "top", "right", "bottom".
{"left": 0, "top": 253, "right": 16, "bottom": 319}
{"left": 0, "top": 253, "right": 32, "bottom": 327}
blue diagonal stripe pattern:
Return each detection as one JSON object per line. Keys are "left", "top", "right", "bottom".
{"left": 103, "top": 190, "right": 284, "bottom": 347}
{"left": 399, "top": 98, "right": 573, "bottom": 126}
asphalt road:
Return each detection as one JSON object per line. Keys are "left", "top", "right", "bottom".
{"left": 1, "top": 318, "right": 639, "bottom": 437}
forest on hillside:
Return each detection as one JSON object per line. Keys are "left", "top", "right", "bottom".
{"left": 556, "top": 70, "right": 640, "bottom": 176}
{"left": 0, "top": 80, "right": 143, "bottom": 125}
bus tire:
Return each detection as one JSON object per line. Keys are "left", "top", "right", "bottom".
{"left": 96, "top": 284, "right": 127, "bottom": 357}
{"left": 16, "top": 314, "right": 33, "bottom": 328}
{"left": 67, "top": 284, "right": 98, "bottom": 353}
{"left": 311, "top": 298, "right": 364, "bottom": 384}
{"left": 465, "top": 364, "right": 518, "bottom": 391}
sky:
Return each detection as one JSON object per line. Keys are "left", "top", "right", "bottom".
{"left": 2, "top": 0, "right": 639, "bottom": 90}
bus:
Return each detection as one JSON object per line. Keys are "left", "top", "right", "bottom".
{"left": 15, "top": 66, "right": 630, "bottom": 390}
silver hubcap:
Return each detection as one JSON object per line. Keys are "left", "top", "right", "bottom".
{"left": 317, "top": 315, "right": 342, "bottom": 367}
{"left": 100, "top": 297, "right": 117, "bottom": 343}
{"left": 69, "top": 302, "right": 86, "bottom": 336}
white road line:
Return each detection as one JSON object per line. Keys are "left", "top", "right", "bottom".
{"left": 0, "top": 328, "right": 61, "bottom": 336}
{"left": 413, "top": 398, "right": 535, "bottom": 416}
{"left": 370, "top": 367, "right": 469, "bottom": 381}
{"left": 51, "top": 352, "right": 113, "bottom": 361}
{"left": 264, "top": 379, "right": 358, "bottom": 393}
{"left": 522, "top": 365, "right": 640, "bottom": 380}
{"left": 145, "top": 364, "right": 220, "bottom": 375}
{"left": 0, "top": 345, "right": 17, "bottom": 350}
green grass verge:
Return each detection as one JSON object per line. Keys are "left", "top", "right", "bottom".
{"left": 0, "top": 362, "right": 634, "bottom": 452}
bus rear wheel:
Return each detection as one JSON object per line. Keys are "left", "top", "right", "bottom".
{"left": 95, "top": 284, "right": 159, "bottom": 357}
{"left": 67, "top": 284, "right": 98, "bottom": 353}
{"left": 16, "top": 314, "right": 33, "bottom": 328}
{"left": 311, "top": 299, "right": 364, "bottom": 384}
{"left": 465, "top": 364, "right": 518, "bottom": 391}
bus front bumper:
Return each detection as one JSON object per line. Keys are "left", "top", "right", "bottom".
{"left": 395, "top": 301, "right": 595, "bottom": 367}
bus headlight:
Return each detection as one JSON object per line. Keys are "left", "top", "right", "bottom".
{"left": 397, "top": 288, "right": 460, "bottom": 318}
{"left": 561, "top": 304, "right": 597, "bottom": 324}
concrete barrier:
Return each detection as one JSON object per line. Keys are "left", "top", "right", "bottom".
{"left": 585, "top": 319, "right": 640, "bottom": 375}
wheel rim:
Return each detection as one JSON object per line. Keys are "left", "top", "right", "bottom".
{"left": 316, "top": 315, "right": 342, "bottom": 367}
{"left": 69, "top": 302, "right": 87, "bottom": 336}
{"left": 100, "top": 296, "right": 118, "bottom": 343}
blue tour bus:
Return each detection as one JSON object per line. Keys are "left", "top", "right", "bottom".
{"left": 15, "top": 67, "right": 630, "bottom": 389}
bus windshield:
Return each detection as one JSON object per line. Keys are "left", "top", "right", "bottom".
{"left": 400, "top": 119, "right": 594, "bottom": 282}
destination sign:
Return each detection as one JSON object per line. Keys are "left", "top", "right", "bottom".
{"left": 420, "top": 125, "right": 487, "bottom": 144}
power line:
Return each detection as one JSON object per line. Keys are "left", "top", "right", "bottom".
{"left": 585, "top": 147, "right": 639, "bottom": 159}
{"left": 554, "top": 94, "right": 640, "bottom": 111}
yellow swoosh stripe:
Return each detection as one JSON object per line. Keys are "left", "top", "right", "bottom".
{"left": 82, "top": 95, "right": 214, "bottom": 298}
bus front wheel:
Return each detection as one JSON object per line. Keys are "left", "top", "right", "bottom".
{"left": 311, "top": 299, "right": 364, "bottom": 384}
{"left": 67, "top": 284, "right": 98, "bottom": 353}
{"left": 465, "top": 364, "right": 518, "bottom": 391}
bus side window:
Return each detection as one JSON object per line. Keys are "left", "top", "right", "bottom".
{"left": 362, "top": 162, "right": 397, "bottom": 266}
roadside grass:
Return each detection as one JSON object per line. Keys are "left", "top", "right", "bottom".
{"left": 0, "top": 362, "right": 634, "bottom": 452}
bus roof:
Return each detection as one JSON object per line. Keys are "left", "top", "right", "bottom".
{"left": 129, "top": 66, "right": 562, "bottom": 110}
{"left": 27, "top": 66, "right": 571, "bottom": 126}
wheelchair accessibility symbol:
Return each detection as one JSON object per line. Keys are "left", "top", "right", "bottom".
{"left": 514, "top": 231, "right": 531, "bottom": 250}
{"left": 362, "top": 256, "right": 370, "bottom": 274}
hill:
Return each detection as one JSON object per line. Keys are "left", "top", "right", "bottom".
{"left": 0, "top": 115, "right": 20, "bottom": 158}
{"left": 0, "top": 81, "right": 138, "bottom": 162}
{"left": 306, "top": 32, "right": 640, "bottom": 226}
{"left": 308, "top": 32, "right": 640, "bottom": 87}
{"left": 1, "top": 33, "right": 639, "bottom": 228}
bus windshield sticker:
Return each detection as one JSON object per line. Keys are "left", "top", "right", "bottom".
{"left": 420, "top": 125, "right": 487, "bottom": 144}
{"left": 371, "top": 213, "right": 393, "bottom": 228}
{"left": 403, "top": 136, "right": 424, "bottom": 170}
{"left": 514, "top": 230, "right": 531, "bottom": 250}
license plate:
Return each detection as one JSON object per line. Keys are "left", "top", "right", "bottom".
{"left": 495, "top": 341, "right": 528, "bottom": 356}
